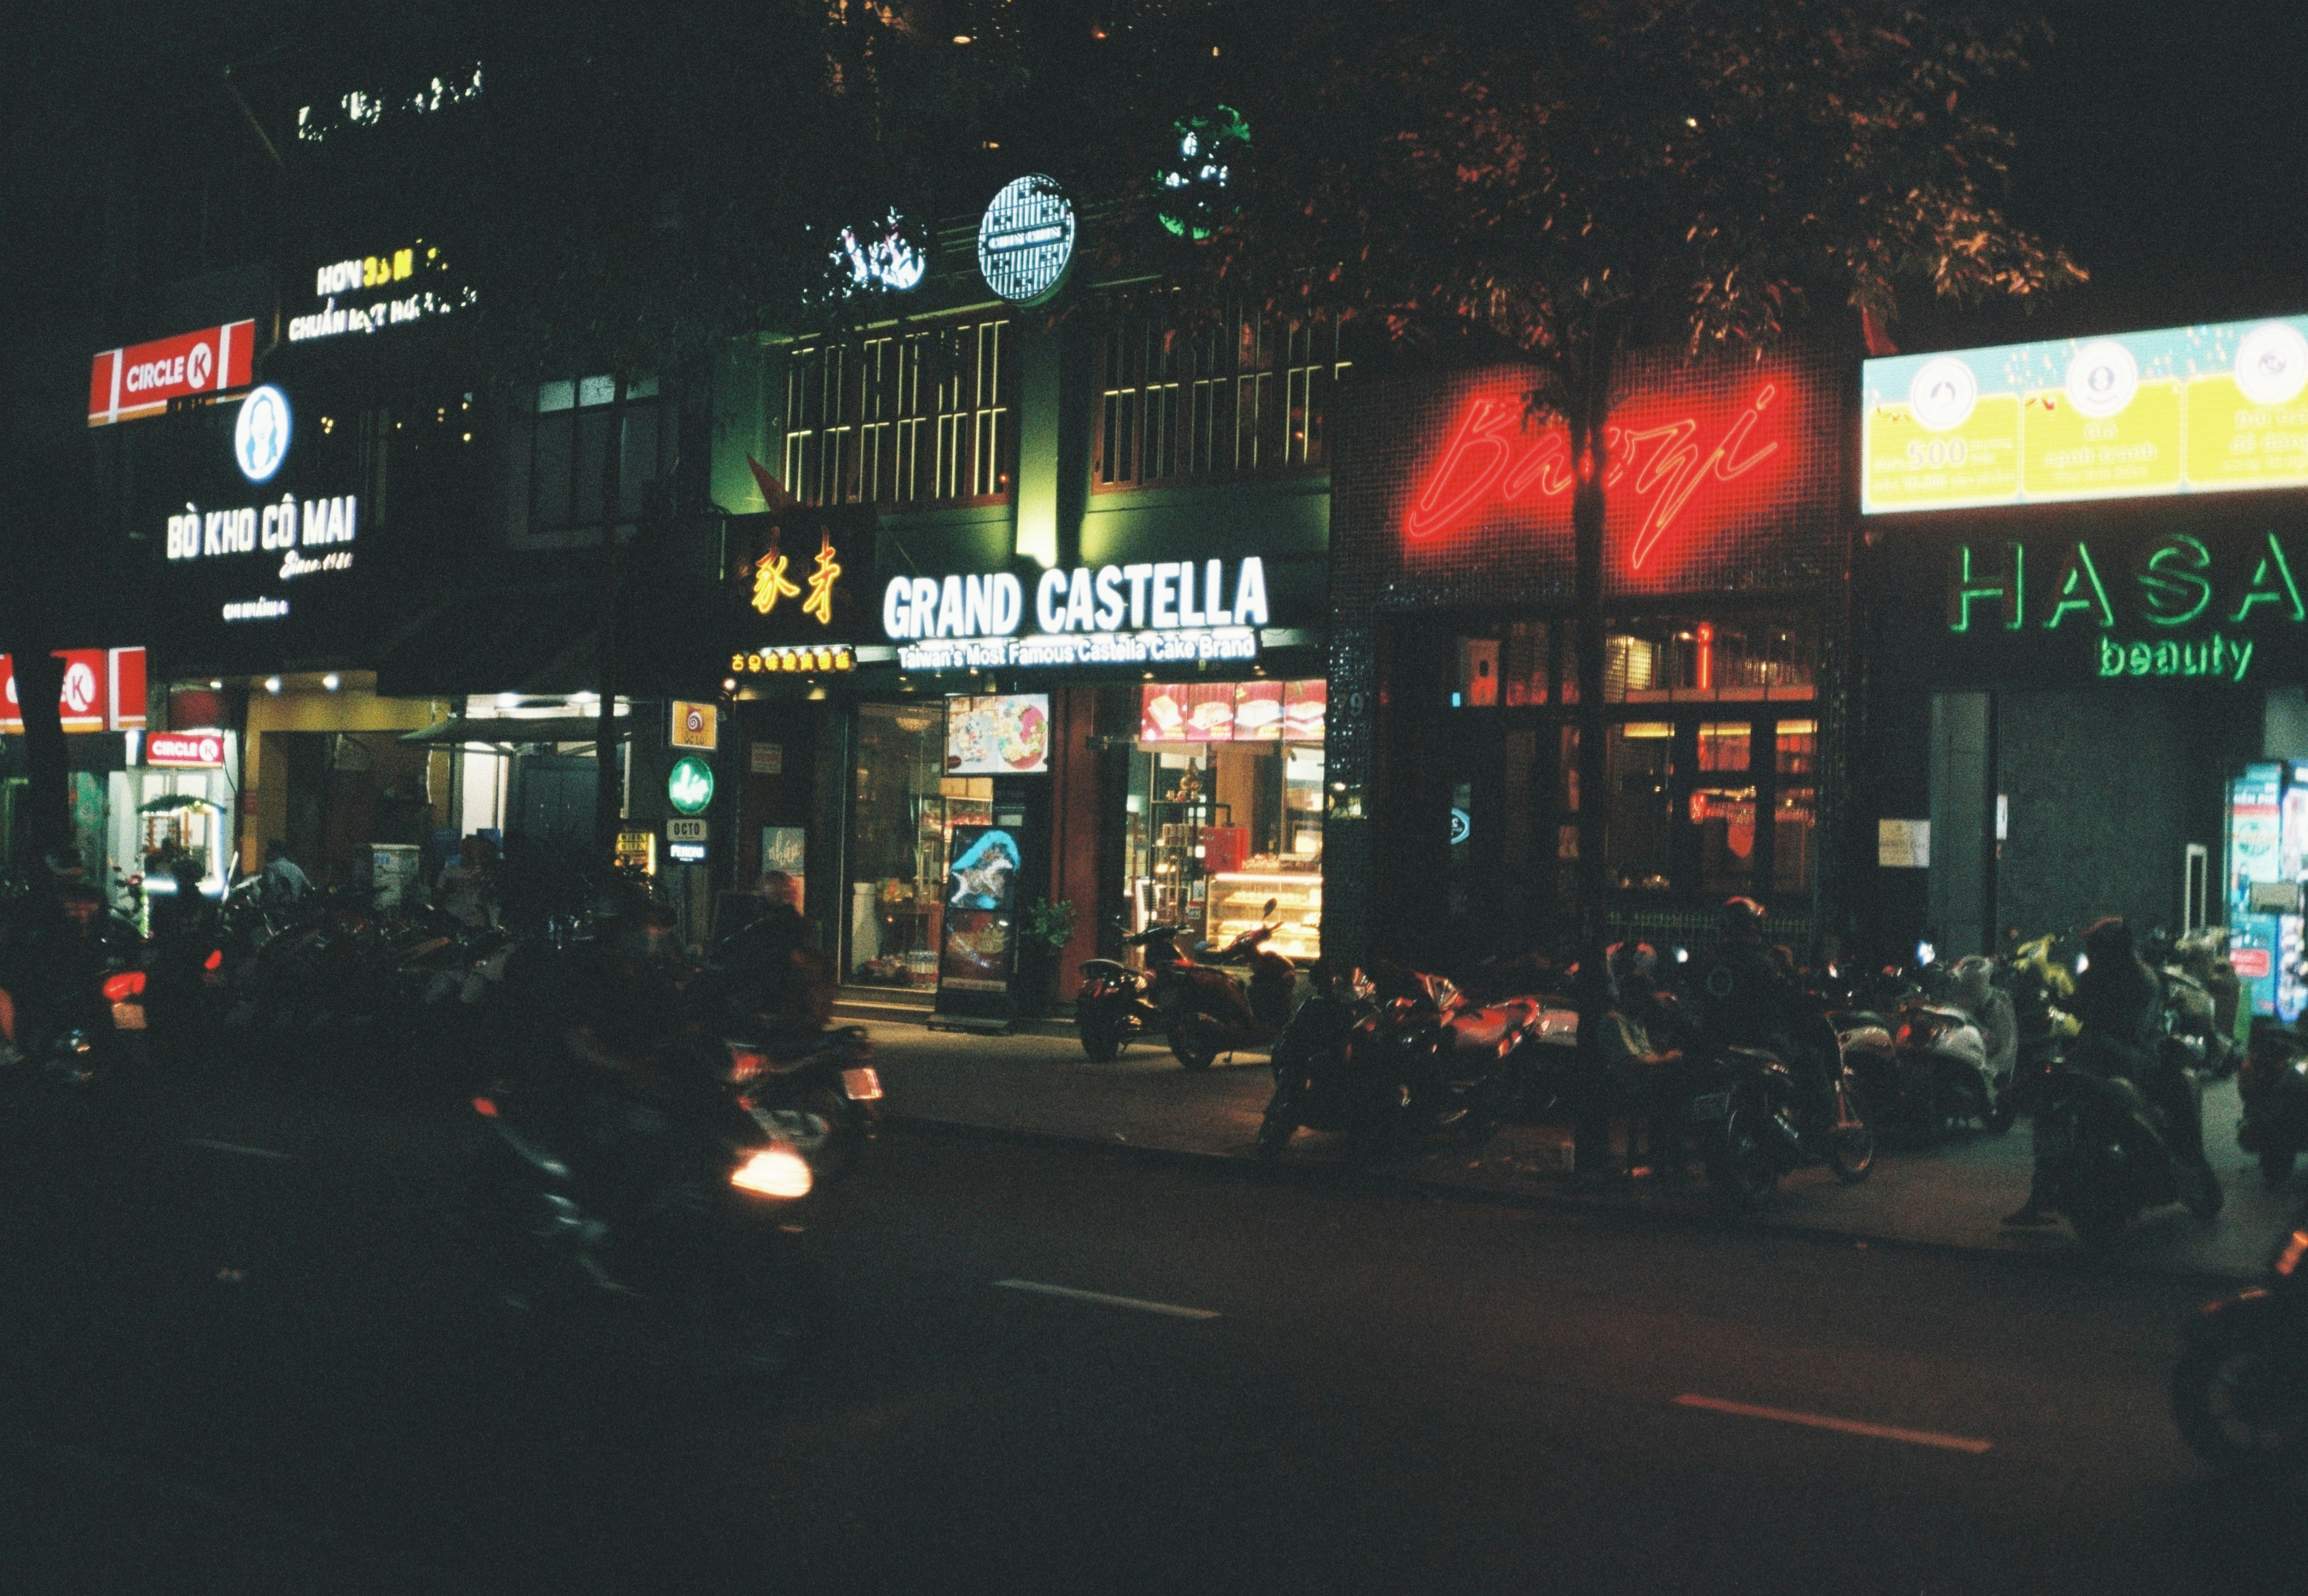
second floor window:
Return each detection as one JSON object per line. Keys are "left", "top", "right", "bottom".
{"left": 782, "top": 318, "right": 1010, "bottom": 506}
{"left": 1096, "top": 307, "right": 1350, "bottom": 489}
{"left": 513, "top": 374, "right": 671, "bottom": 550}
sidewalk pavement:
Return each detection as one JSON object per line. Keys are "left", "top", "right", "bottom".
{"left": 859, "top": 1019, "right": 2297, "bottom": 1285}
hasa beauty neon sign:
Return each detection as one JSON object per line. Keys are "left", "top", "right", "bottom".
{"left": 1406, "top": 385, "right": 1786, "bottom": 571}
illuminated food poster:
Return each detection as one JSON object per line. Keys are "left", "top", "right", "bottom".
{"left": 1138, "top": 680, "right": 1327, "bottom": 742}
{"left": 939, "top": 826, "right": 1020, "bottom": 992}
{"left": 945, "top": 694, "right": 1050, "bottom": 774}
{"left": 1863, "top": 316, "right": 2308, "bottom": 513}
{"left": 1233, "top": 680, "right": 1284, "bottom": 741}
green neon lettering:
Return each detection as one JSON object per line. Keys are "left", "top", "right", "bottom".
{"left": 2231, "top": 532, "right": 2306, "bottom": 624}
{"left": 1948, "top": 542, "right": 2023, "bottom": 633}
{"left": 2045, "top": 543, "right": 2115, "bottom": 630}
{"left": 2139, "top": 534, "right": 2213, "bottom": 627}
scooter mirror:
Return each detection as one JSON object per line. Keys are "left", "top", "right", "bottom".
{"left": 1262, "top": 898, "right": 1278, "bottom": 918}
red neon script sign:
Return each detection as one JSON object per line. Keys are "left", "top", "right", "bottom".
{"left": 1405, "top": 385, "right": 1785, "bottom": 571}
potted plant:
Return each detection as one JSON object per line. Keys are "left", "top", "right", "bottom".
{"left": 1015, "top": 897, "right": 1080, "bottom": 1019}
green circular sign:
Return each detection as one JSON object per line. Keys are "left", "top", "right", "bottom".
{"left": 667, "top": 755, "right": 715, "bottom": 815}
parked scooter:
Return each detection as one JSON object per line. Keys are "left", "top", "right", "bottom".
{"left": 1081, "top": 906, "right": 1296, "bottom": 1070}
{"left": 1256, "top": 963, "right": 1535, "bottom": 1157}
{"left": 2172, "top": 1200, "right": 2308, "bottom": 1479}
{"left": 1073, "top": 920, "right": 1172, "bottom": 1062}
{"left": 1169, "top": 902, "right": 1298, "bottom": 1070}
{"left": 2237, "top": 1016, "right": 2308, "bottom": 1185}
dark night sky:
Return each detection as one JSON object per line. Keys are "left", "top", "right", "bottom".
{"left": 1901, "top": 0, "right": 2308, "bottom": 350}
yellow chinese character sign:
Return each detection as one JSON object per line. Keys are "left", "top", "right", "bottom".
{"left": 752, "top": 548, "right": 800, "bottom": 616}
{"left": 803, "top": 532, "right": 841, "bottom": 626}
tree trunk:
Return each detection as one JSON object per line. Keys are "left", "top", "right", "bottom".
{"left": 594, "top": 388, "right": 628, "bottom": 869}
{"left": 13, "top": 645, "right": 72, "bottom": 870}
{"left": 594, "top": 542, "right": 625, "bottom": 866}
{"left": 1567, "top": 340, "right": 1616, "bottom": 959}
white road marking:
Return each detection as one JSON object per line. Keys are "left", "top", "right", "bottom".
{"left": 993, "top": 1279, "right": 1221, "bottom": 1320}
{"left": 1673, "top": 1394, "right": 1993, "bottom": 1454}
{"left": 184, "top": 1137, "right": 294, "bottom": 1161}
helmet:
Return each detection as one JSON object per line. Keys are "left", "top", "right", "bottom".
{"left": 1609, "top": 941, "right": 1658, "bottom": 982}
{"left": 1718, "top": 896, "right": 1767, "bottom": 942}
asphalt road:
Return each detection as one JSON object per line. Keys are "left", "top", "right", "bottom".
{"left": 0, "top": 1060, "right": 2300, "bottom": 1595}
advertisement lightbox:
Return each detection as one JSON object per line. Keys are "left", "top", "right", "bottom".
{"left": 1863, "top": 315, "right": 2308, "bottom": 514}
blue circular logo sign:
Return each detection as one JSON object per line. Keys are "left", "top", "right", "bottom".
{"left": 234, "top": 384, "right": 293, "bottom": 483}
{"left": 977, "top": 175, "right": 1076, "bottom": 304}
{"left": 1449, "top": 807, "right": 1472, "bottom": 846}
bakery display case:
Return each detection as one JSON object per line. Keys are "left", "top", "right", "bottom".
{"left": 1208, "top": 869, "right": 1322, "bottom": 963}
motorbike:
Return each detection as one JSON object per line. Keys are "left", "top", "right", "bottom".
{"left": 2017, "top": 1039, "right": 2222, "bottom": 1244}
{"left": 2149, "top": 927, "right": 2243, "bottom": 1082}
{"left": 2237, "top": 1016, "right": 2308, "bottom": 1185}
{"left": 461, "top": 1066, "right": 820, "bottom": 1387}
{"left": 1073, "top": 920, "right": 1172, "bottom": 1062}
{"left": 1255, "top": 963, "right": 1534, "bottom": 1157}
{"left": 2172, "top": 1203, "right": 2308, "bottom": 1479}
{"left": 1083, "top": 907, "right": 1296, "bottom": 1070}
{"left": 1665, "top": 1013, "right": 1877, "bottom": 1204}
{"left": 724, "top": 1027, "right": 881, "bottom": 1182}
{"left": 1168, "top": 904, "right": 1299, "bottom": 1070}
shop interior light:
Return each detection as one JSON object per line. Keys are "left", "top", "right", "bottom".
{"left": 207, "top": 679, "right": 221, "bottom": 690}
{"left": 722, "top": 678, "right": 737, "bottom": 692}
{"left": 322, "top": 673, "right": 340, "bottom": 691}
{"left": 263, "top": 676, "right": 282, "bottom": 694}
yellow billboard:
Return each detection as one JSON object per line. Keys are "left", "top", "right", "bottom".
{"left": 1862, "top": 316, "right": 2308, "bottom": 513}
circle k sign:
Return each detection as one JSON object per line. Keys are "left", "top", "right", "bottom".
{"left": 148, "top": 732, "right": 227, "bottom": 768}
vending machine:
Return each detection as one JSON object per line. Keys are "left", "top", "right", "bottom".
{"left": 2227, "top": 762, "right": 2297, "bottom": 1021}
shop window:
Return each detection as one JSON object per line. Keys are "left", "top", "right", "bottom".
{"left": 1692, "top": 722, "right": 1756, "bottom": 894}
{"left": 1095, "top": 306, "right": 1351, "bottom": 488}
{"left": 1452, "top": 620, "right": 1553, "bottom": 707}
{"left": 1774, "top": 719, "right": 1817, "bottom": 894}
{"left": 1606, "top": 722, "right": 1676, "bottom": 892}
{"left": 1130, "top": 681, "right": 1326, "bottom": 960}
{"left": 510, "top": 374, "right": 669, "bottom": 551}
{"left": 845, "top": 701, "right": 996, "bottom": 986}
{"left": 1602, "top": 612, "right": 1817, "bottom": 702}
{"left": 783, "top": 318, "right": 1010, "bottom": 508}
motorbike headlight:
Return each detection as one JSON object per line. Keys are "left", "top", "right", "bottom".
{"left": 2278, "top": 1229, "right": 2308, "bottom": 1278}
{"left": 731, "top": 1146, "right": 812, "bottom": 1199}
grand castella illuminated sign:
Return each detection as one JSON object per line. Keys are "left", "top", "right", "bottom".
{"left": 884, "top": 557, "right": 1270, "bottom": 672}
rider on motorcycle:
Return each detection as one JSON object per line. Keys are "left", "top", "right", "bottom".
{"left": 2003, "top": 916, "right": 2215, "bottom": 1227}
{"left": 1693, "top": 896, "right": 1832, "bottom": 1119}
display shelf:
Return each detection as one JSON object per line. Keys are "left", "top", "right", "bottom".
{"left": 1210, "top": 869, "right": 1323, "bottom": 963}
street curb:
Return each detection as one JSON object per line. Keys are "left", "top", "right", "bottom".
{"left": 882, "top": 1110, "right": 2261, "bottom": 1291}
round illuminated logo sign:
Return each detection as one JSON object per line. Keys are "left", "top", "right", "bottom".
{"left": 234, "top": 384, "right": 293, "bottom": 483}
{"left": 1156, "top": 106, "right": 1250, "bottom": 241}
{"left": 666, "top": 755, "right": 715, "bottom": 815}
{"left": 838, "top": 209, "right": 926, "bottom": 294}
{"left": 2065, "top": 340, "right": 2139, "bottom": 420}
{"left": 2236, "top": 322, "right": 2308, "bottom": 407}
{"left": 1908, "top": 357, "right": 1978, "bottom": 433}
{"left": 977, "top": 175, "right": 1076, "bottom": 304}
{"left": 1449, "top": 807, "right": 1472, "bottom": 847}
{"left": 186, "top": 340, "right": 213, "bottom": 390}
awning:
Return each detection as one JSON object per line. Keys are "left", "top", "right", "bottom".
{"left": 401, "top": 714, "right": 635, "bottom": 748}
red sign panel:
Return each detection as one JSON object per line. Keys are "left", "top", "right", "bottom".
{"left": 2233, "top": 947, "right": 2274, "bottom": 981}
{"left": 0, "top": 647, "right": 147, "bottom": 732}
{"left": 1385, "top": 351, "right": 1840, "bottom": 598}
{"left": 88, "top": 320, "right": 256, "bottom": 426}
{"left": 147, "top": 731, "right": 227, "bottom": 768}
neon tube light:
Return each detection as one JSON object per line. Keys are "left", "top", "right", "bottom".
{"left": 1404, "top": 385, "right": 1786, "bottom": 571}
